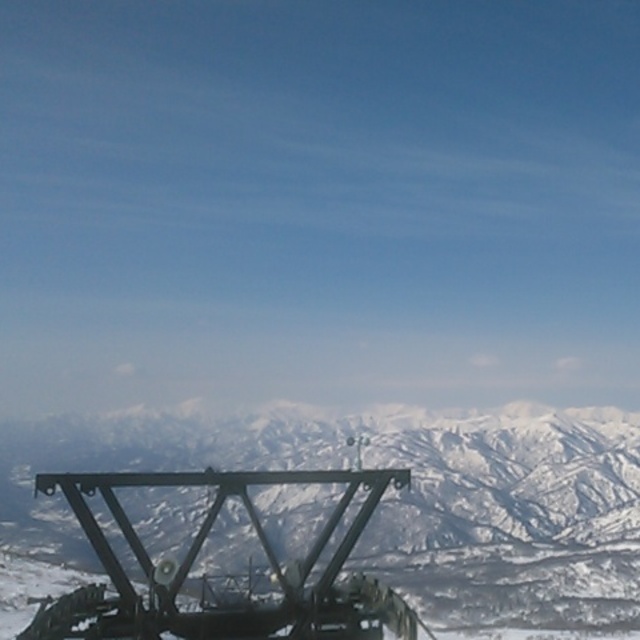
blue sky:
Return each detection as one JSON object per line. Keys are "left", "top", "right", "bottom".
{"left": 2, "top": 1, "right": 640, "bottom": 417}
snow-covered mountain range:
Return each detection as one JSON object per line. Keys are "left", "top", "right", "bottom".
{"left": 5, "top": 400, "right": 640, "bottom": 630}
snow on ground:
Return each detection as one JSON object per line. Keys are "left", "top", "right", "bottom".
{"left": 3, "top": 551, "right": 640, "bottom": 640}
{"left": 0, "top": 552, "right": 101, "bottom": 640}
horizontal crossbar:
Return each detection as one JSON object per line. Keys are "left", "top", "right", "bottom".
{"left": 36, "top": 469, "right": 410, "bottom": 496}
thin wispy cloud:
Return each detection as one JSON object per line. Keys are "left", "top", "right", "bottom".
{"left": 554, "top": 357, "right": 584, "bottom": 373}
{"left": 10, "top": 47, "right": 639, "bottom": 242}
{"left": 113, "top": 363, "right": 137, "bottom": 378}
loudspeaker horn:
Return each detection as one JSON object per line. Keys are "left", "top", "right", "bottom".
{"left": 153, "top": 556, "right": 179, "bottom": 586}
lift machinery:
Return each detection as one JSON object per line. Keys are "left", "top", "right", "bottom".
{"left": 19, "top": 468, "right": 425, "bottom": 640}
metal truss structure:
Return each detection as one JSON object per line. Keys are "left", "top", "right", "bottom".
{"left": 20, "top": 468, "right": 421, "bottom": 640}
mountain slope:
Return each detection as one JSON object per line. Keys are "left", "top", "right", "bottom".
{"left": 5, "top": 401, "right": 640, "bottom": 629}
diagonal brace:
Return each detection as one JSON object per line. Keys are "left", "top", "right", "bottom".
{"left": 100, "top": 486, "right": 153, "bottom": 579}
{"left": 99, "top": 486, "right": 177, "bottom": 615}
{"left": 240, "top": 488, "right": 296, "bottom": 602}
{"left": 60, "top": 480, "right": 139, "bottom": 611}
{"left": 167, "top": 489, "right": 227, "bottom": 603}
{"left": 300, "top": 480, "right": 360, "bottom": 585}
{"left": 314, "top": 476, "right": 391, "bottom": 600}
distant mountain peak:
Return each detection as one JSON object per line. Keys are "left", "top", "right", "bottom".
{"left": 497, "top": 400, "right": 556, "bottom": 419}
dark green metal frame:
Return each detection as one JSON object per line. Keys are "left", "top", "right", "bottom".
{"left": 35, "top": 468, "right": 410, "bottom": 639}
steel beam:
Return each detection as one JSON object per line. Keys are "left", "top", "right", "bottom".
{"left": 36, "top": 469, "right": 410, "bottom": 495}
{"left": 100, "top": 486, "right": 153, "bottom": 579}
{"left": 239, "top": 488, "right": 296, "bottom": 602}
{"left": 167, "top": 489, "right": 227, "bottom": 603}
{"left": 300, "top": 480, "right": 360, "bottom": 584}
{"left": 60, "top": 480, "right": 139, "bottom": 610}
{"left": 314, "top": 475, "right": 391, "bottom": 600}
